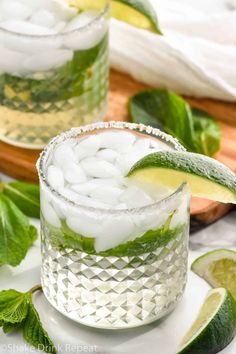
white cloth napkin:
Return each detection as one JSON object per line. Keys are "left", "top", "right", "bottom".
{"left": 110, "top": 0, "right": 236, "bottom": 101}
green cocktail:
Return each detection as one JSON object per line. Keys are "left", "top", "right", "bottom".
{"left": 38, "top": 122, "right": 190, "bottom": 329}
{"left": 0, "top": 0, "right": 109, "bottom": 148}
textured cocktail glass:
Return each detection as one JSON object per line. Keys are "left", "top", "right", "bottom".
{"left": 37, "top": 121, "right": 190, "bottom": 329}
{"left": 0, "top": 3, "right": 109, "bottom": 149}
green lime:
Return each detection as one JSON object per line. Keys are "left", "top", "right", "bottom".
{"left": 191, "top": 249, "right": 236, "bottom": 299}
{"left": 177, "top": 288, "right": 236, "bottom": 354}
{"left": 69, "top": 0, "right": 162, "bottom": 33}
{"left": 127, "top": 151, "right": 236, "bottom": 203}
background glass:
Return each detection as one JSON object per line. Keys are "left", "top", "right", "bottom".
{"left": 0, "top": 2, "right": 109, "bottom": 149}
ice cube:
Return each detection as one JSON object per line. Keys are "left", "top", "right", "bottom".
{"left": 91, "top": 178, "right": 124, "bottom": 188}
{"left": 63, "top": 11, "right": 98, "bottom": 33}
{"left": 0, "top": 45, "right": 27, "bottom": 75}
{"left": 0, "top": 20, "right": 57, "bottom": 35}
{"left": 41, "top": 199, "right": 61, "bottom": 228}
{"left": 47, "top": 165, "right": 65, "bottom": 190}
{"left": 51, "top": 199, "right": 65, "bottom": 219}
{"left": 170, "top": 196, "right": 190, "bottom": 229}
{"left": 42, "top": 0, "right": 77, "bottom": 22}
{"left": 119, "top": 186, "right": 153, "bottom": 208}
{"left": 94, "top": 216, "right": 134, "bottom": 252}
{"left": 63, "top": 162, "right": 87, "bottom": 184}
{"left": 74, "top": 135, "right": 101, "bottom": 160}
{"left": 63, "top": 16, "right": 108, "bottom": 50}
{"left": 53, "top": 21, "right": 66, "bottom": 32}
{"left": 0, "top": 0, "right": 33, "bottom": 21}
{"left": 66, "top": 213, "right": 103, "bottom": 238}
{"left": 132, "top": 210, "right": 169, "bottom": 232}
{"left": 76, "top": 196, "right": 109, "bottom": 209}
{"left": 96, "top": 148, "right": 119, "bottom": 163}
{"left": 70, "top": 182, "right": 97, "bottom": 196}
{"left": 53, "top": 143, "right": 77, "bottom": 168}
{"left": 81, "top": 157, "right": 121, "bottom": 178}
{"left": 23, "top": 49, "right": 73, "bottom": 72}
{"left": 116, "top": 153, "right": 142, "bottom": 175}
{"left": 18, "top": 0, "right": 40, "bottom": 11}
{"left": 150, "top": 138, "right": 171, "bottom": 151}
{"left": 59, "top": 188, "right": 107, "bottom": 209}
{"left": 89, "top": 186, "right": 123, "bottom": 205}
{"left": 115, "top": 203, "right": 128, "bottom": 210}
{"left": 30, "top": 8, "right": 57, "bottom": 28}
{"left": 99, "top": 131, "right": 136, "bottom": 152}
{"left": 2, "top": 32, "right": 62, "bottom": 55}
{"left": 116, "top": 146, "right": 154, "bottom": 175}
{"left": 59, "top": 187, "right": 80, "bottom": 202}
{"left": 132, "top": 138, "right": 151, "bottom": 151}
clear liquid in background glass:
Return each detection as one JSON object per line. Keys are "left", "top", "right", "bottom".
{"left": 38, "top": 122, "right": 190, "bottom": 329}
{"left": 0, "top": 0, "right": 109, "bottom": 149}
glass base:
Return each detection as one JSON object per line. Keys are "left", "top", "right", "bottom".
{"left": 41, "top": 225, "right": 188, "bottom": 329}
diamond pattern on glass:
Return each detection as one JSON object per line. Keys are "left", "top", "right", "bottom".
{"left": 41, "top": 226, "right": 188, "bottom": 329}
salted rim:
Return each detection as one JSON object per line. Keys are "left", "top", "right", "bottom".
{"left": 0, "top": 2, "right": 110, "bottom": 39}
{"left": 37, "top": 121, "right": 188, "bottom": 216}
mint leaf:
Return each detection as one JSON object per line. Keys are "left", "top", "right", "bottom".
{"left": 192, "top": 108, "right": 221, "bottom": 157}
{"left": 0, "top": 287, "right": 56, "bottom": 353}
{"left": 0, "top": 194, "right": 38, "bottom": 266}
{"left": 23, "top": 303, "right": 56, "bottom": 354}
{"left": 2, "top": 321, "right": 22, "bottom": 334}
{"left": 45, "top": 218, "right": 184, "bottom": 257}
{"left": 129, "top": 89, "right": 221, "bottom": 157}
{"left": 0, "top": 290, "right": 29, "bottom": 324}
{"left": 2, "top": 182, "right": 40, "bottom": 218}
{"left": 101, "top": 224, "right": 185, "bottom": 257}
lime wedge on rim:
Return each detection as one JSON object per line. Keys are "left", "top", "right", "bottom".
{"left": 69, "top": 0, "right": 162, "bottom": 33}
{"left": 192, "top": 249, "right": 236, "bottom": 299}
{"left": 177, "top": 288, "right": 236, "bottom": 354}
{"left": 127, "top": 151, "right": 236, "bottom": 203}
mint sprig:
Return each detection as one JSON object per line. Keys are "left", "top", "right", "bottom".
{"left": 1, "top": 181, "right": 40, "bottom": 218}
{"left": 0, "top": 181, "right": 39, "bottom": 266}
{"left": 0, "top": 286, "right": 56, "bottom": 354}
{"left": 129, "top": 89, "right": 221, "bottom": 157}
{"left": 0, "top": 194, "right": 37, "bottom": 266}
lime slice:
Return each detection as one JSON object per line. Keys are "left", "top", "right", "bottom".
{"left": 177, "top": 288, "right": 236, "bottom": 354}
{"left": 69, "top": 0, "right": 162, "bottom": 33}
{"left": 191, "top": 249, "right": 236, "bottom": 299}
{"left": 127, "top": 151, "right": 236, "bottom": 203}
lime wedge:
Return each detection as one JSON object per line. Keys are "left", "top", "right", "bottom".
{"left": 127, "top": 151, "right": 236, "bottom": 203}
{"left": 69, "top": 0, "right": 162, "bottom": 33}
{"left": 177, "top": 288, "right": 236, "bottom": 354}
{"left": 191, "top": 249, "right": 236, "bottom": 299}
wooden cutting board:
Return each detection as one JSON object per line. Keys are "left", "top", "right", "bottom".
{"left": 0, "top": 69, "right": 236, "bottom": 232}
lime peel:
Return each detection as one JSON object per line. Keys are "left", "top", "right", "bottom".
{"left": 128, "top": 151, "right": 236, "bottom": 204}
{"left": 177, "top": 288, "right": 236, "bottom": 354}
{"left": 191, "top": 248, "right": 236, "bottom": 299}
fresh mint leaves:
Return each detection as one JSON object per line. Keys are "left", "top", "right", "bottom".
{"left": 0, "top": 287, "right": 56, "bottom": 354}
{"left": 0, "top": 181, "right": 39, "bottom": 266}
{"left": 129, "top": 89, "right": 221, "bottom": 157}
{"left": 2, "top": 182, "right": 40, "bottom": 218}
{"left": 192, "top": 108, "right": 221, "bottom": 157}
{"left": 45, "top": 217, "right": 185, "bottom": 257}
{"left": 0, "top": 194, "right": 37, "bottom": 266}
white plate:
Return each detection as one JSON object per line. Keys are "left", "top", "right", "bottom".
{"left": 0, "top": 174, "right": 236, "bottom": 353}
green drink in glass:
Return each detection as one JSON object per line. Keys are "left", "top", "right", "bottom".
{"left": 37, "top": 122, "right": 190, "bottom": 329}
{"left": 0, "top": 0, "right": 109, "bottom": 148}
